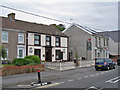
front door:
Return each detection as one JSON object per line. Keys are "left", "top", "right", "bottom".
{"left": 45, "top": 48, "right": 52, "bottom": 62}
{"left": 34, "top": 49, "right": 41, "bottom": 59}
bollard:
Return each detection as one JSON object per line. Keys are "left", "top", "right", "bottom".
{"left": 31, "top": 68, "right": 52, "bottom": 86}
{"left": 37, "top": 68, "right": 41, "bottom": 83}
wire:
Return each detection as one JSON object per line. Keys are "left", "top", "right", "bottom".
{"left": 0, "top": 4, "right": 72, "bottom": 24}
{"left": 0, "top": 4, "right": 106, "bottom": 33}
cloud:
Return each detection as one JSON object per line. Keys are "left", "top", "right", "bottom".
{"left": 0, "top": 1, "right": 118, "bottom": 31}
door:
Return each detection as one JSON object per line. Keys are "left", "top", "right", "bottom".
{"left": 45, "top": 48, "right": 52, "bottom": 62}
{"left": 34, "top": 49, "right": 41, "bottom": 59}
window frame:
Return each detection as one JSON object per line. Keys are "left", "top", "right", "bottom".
{"left": 46, "top": 36, "right": 51, "bottom": 46}
{"left": 56, "top": 37, "right": 60, "bottom": 47}
{"left": 18, "top": 33, "right": 24, "bottom": 44}
{"left": 1, "top": 48, "right": 8, "bottom": 60}
{"left": 34, "top": 35, "right": 41, "bottom": 46}
{"left": 56, "top": 50, "right": 61, "bottom": 60}
{"left": 18, "top": 47, "right": 25, "bottom": 58}
{"left": 2, "top": 31, "right": 8, "bottom": 43}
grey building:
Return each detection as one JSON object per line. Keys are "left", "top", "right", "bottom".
{"left": 99, "top": 30, "right": 120, "bottom": 56}
{"left": 63, "top": 23, "right": 109, "bottom": 60}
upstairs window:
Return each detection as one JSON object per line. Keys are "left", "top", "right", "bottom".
{"left": 56, "top": 37, "right": 60, "bottom": 47}
{"left": 2, "top": 31, "right": 8, "bottom": 42}
{"left": 18, "top": 33, "right": 24, "bottom": 43}
{"left": 34, "top": 35, "right": 40, "bottom": 45}
{"left": 46, "top": 36, "right": 51, "bottom": 46}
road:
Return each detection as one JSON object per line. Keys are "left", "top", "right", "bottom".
{"left": 2, "top": 65, "right": 120, "bottom": 89}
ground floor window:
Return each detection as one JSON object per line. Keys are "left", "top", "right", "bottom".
{"left": 18, "top": 47, "right": 25, "bottom": 58}
{"left": 56, "top": 50, "right": 63, "bottom": 60}
{"left": 1, "top": 48, "right": 8, "bottom": 60}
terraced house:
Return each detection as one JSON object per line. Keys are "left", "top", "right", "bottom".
{"left": 0, "top": 13, "right": 68, "bottom": 62}
{"left": 63, "top": 23, "right": 109, "bottom": 60}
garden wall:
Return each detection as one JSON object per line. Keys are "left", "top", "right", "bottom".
{"left": 1, "top": 64, "right": 45, "bottom": 76}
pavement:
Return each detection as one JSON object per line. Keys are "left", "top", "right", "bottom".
{"left": 2, "top": 65, "right": 120, "bottom": 89}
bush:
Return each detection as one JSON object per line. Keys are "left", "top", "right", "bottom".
{"left": 24, "top": 59, "right": 34, "bottom": 65}
{"left": 12, "top": 58, "right": 34, "bottom": 66}
{"left": 25, "top": 55, "right": 40, "bottom": 64}
{"left": 12, "top": 58, "right": 25, "bottom": 66}
{"left": 2, "top": 60, "right": 11, "bottom": 64}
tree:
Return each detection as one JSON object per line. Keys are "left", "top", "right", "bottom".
{"left": 56, "top": 24, "right": 65, "bottom": 31}
{"left": 0, "top": 46, "right": 7, "bottom": 59}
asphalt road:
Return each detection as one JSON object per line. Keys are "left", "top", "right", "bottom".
{"left": 2, "top": 65, "right": 120, "bottom": 89}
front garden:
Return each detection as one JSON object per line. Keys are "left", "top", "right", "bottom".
{"left": 1, "top": 55, "right": 45, "bottom": 76}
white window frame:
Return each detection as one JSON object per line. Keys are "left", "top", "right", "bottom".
{"left": 2, "top": 31, "right": 8, "bottom": 43}
{"left": 18, "top": 33, "right": 24, "bottom": 44}
{"left": 1, "top": 48, "right": 9, "bottom": 60}
{"left": 17, "top": 45, "right": 26, "bottom": 58}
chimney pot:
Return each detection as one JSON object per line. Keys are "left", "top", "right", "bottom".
{"left": 8, "top": 13, "right": 15, "bottom": 20}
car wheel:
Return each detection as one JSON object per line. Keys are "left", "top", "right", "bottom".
{"left": 113, "top": 66, "right": 115, "bottom": 69}
{"left": 96, "top": 68, "right": 99, "bottom": 71}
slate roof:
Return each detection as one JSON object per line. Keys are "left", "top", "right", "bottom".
{"left": 0, "top": 16, "right": 67, "bottom": 37}
{"left": 99, "top": 30, "right": 120, "bottom": 42}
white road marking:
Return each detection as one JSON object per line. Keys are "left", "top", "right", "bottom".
{"left": 77, "top": 78, "right": 82, "bottom": 80}
{"left": 84, "top": 76, "right": 88, "bottom": 78}
{"left": 106, "top": 76, "right": 120, "bottom": 84}
{"left": 87, "top": 86, "right": 98, "bottom": 90}
{"left": 18, "top": 85, "right": 31, "bottom": 87}
{"left": 36, "top": 83, "right": 60, "bottom": 88}
{"left": 96, "top": 73, "right": 99, "bottom": 75}
{"left": 59, "top": 82, "right": 64, "bottom": 84}
{"left": 90, "top": 75, "right": 94, "bottom": 77}
{"left": 68, "top": 79, "right": 74, "bottom": 82}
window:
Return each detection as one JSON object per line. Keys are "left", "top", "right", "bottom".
{"left": 56, "top": 37, "right": 60, "bottom": 47}
{"left": 46, "top": 36, "right": 51, "bottom": 46}
{"left": 104, "top": 39, "right": 105, "bottom": 46}
{"left": 34, "top": 35, "right": 40, "bottom": 45}
{"left": 1, "top": 48, "right": 8, "bottom": 60}
{"left": 95, "top": 37, "right": 97, "bottom": 47}
{"left": 18, "top": 47, "right": 25, "bottom": 58}
{"left": 2, "top": 31, "right": 8, "bottom": 42}
{"left": 56, "top": 50, "right": 61, "bottom": 60}
{"left": 95, "top": 49, "right": 97, "bottom": 57}
{"left": 18, "top": 33, "right": 24, "bottom": 43}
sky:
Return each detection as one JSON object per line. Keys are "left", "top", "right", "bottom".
{"left": 0, "top": 0, "right": 119, "bottom": 32}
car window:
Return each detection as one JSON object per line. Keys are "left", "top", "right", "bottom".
{"left": 96, "top": 59, "right": 104, "bottom": 62}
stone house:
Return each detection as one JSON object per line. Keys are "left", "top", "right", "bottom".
{"left": 0, "top": 13, "right": 68, "bottom": 62}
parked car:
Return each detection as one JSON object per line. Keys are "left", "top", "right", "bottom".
{"left": 117, "top": 57, "right": 120, "bottom": 65}
{"left": 95, "top": 58, "right": 116, "bottom": 71}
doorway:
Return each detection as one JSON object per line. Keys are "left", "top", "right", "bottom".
{"left": 45, "top": 47, "right": 52, "bottom": 62}
{"left": 34, "top": 49, "right": 41, "bottom": 59}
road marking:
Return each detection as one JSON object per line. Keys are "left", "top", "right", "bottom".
{"left": 36, "top": 83, "right": 60, "bottom": 88}
{"left": 18, "top": 85, "right": 31, "bottom": 87}
{"left": 68, "top": 79, "right": 74, "bottom": 82}
{"left": 90, "top": 75, "right": 94, "bottom": 77}
{"left": 59, "top": 82, "right": 64, "bottom": 84}
{"left": 96, "top": 73, "right": 99, "bottom": 75}
{"left": 77, "top": 78, "right": 82, "bottom": 80}
{"left": 84, "top": 76, "right": 88, "bottom": 78}
{"left": 106, "top": 76, "right": 120, "bottom": 84}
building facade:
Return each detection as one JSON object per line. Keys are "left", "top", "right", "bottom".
{"left": 63, "top": 23, "right": 109, "bottom": 60}
{"left": 0, "top": 13, "right": 68, "bottom": 62}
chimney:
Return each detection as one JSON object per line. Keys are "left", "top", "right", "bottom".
{"left": 8, "top": 13, "right": 15, "bottom": 20}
